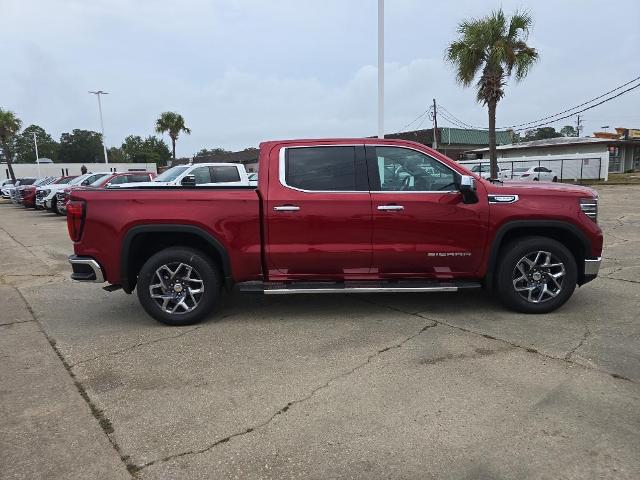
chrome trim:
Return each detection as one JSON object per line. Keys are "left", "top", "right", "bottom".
{"left": 377, "top": 205, "right": 404, "bottom": 211}
{"left": 273, "top": 205, "right": 300, "bottom": 211}
{"left": 488, "top": 194, "right": 519, "bottom": 204}
{"left": 265, "top": 286, "right": 459, "bottom": 295}
{"left": 278, "top": 144, "right": 463, "bottom": 194}
{"left": 584, "top": 257, "right": 601, "bottom": 276}
{"left": 68, "top": 257, "right": 105, "bottom": 283}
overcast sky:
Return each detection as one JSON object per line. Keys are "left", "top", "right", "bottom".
{"left": 2, "top": 0, "right": 639, "bottom": 156}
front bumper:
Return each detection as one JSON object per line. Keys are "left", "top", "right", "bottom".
{"left": 69, "top": 255, "right": 105, "bottom": 283}
{"left": 581, "top": 257, "right": 601, "bottom": 285}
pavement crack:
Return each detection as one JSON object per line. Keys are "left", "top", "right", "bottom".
{"left": 603, "top": 275, "right": 640, "bottom": 285}
{"left": 564, "top": 325, "right": 591, "bottom": 360}
{"left": 12, "top": 285, "right": 137, "bottom": 478}
{"left": 133, "top": 317, "right": 439, "bottom": 472}
{"left": 0, "top": 319, "right": 35, "bottom": 327}
{"left": 356, "top": 297, "right": 637, "bottom": 385}
{"left": 68, "top": 325, "right": 204, "bottom": 368}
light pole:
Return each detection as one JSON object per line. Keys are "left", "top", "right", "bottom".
{"left": 89, "top": 90, "right": 109, "bottom": 164}
{"left": 33, "top": 132, "right": 41, "bottom": 177}
{"left": 378, "top": 0, "right": 384, "bottom": 139}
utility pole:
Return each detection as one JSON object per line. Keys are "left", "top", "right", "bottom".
{"left": 432, "top": 98, "right": 438, "bottom": 150}
{"left": 33, "top": 132, "right": 41, "bottom": 178}
{"left": 576, "top": 114, "right": 583, "bottom": 137}
{"left": 377, "top": 0, "right": 384, "bottom": 139}
{"left": 89, "top": 90, "right": 109, "bottom": 164}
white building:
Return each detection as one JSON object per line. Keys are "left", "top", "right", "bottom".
{"left": 463, "top": 135, "right": 640, "bottom": 181}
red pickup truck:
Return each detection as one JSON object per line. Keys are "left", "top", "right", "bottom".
{"left": 67, "top": 138, "right": 602, "bottom": 326}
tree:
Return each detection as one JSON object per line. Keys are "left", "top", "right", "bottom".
{"left": 59, "top": 129, "right": 103, "bottom": 163}
{"left": 155, "top": 112, "right": 191, "bottom": 160}
{"left": 121, "top": 135, "right": 171, "bottom": 166}
{"left": 195, "top": 147, "right": 232, "bottom": 157}
{"left": 560, "top": 125, "right": 577, "bottom": 137}
{"left": 523, "top": 127, "right": 562, "bottom": 141}
{"left": 0, "top": 108, "right": 22, "bottom": 182}
{"left": 446, "top": 9, "right": 539, "bottom": 179}
{"left": 14, "top": 125, "right": 59, "bottom": 163}
{"left": 107, "top": 146, "right": 126, "bottom": 163}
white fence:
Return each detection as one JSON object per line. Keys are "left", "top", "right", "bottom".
{"left": 2, "top": 162, "right": 157, "bottom": 180}
{"left": 459, "top": 154, "right": 608, "bottom": 181}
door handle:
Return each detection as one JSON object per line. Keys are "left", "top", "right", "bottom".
{"left": 377, "top": 205, "right": 404, "bottom": 211}
{"left": 273, "top": 205, "right": 300, "bottom": 211}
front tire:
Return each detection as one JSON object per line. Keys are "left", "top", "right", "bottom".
{"left": 552, "top": 176, "right": 558, "bottom": 182}
{"left": 495, "top": 236, "right": 577, "bottom": 313}
{"left": 137, "top": 247, "right": 221, "bottom": 326}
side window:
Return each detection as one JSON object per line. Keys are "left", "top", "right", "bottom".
{"left": 191, "top": 166, "right": 212, "bottom": 185}
{"left": 373, "top": 147, "right": 456, "bottom": 192}
{"left": 127, "top": 175, "right": 151, "bottom": 183}
{"left": 108, "top": 176, "right": 128, "bottom": 185}
{"left": 285, "top": 146, "right": 359, "bottom": 191}
{"left": 210, "top": 166, "right": 241, "bottom": 183}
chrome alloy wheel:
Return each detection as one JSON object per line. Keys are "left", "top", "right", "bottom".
{"left": 149, "top": 262, "right": 205, "bottom": 314}
{"left": 512, "top": 251, "right": 566, "bottom": 304}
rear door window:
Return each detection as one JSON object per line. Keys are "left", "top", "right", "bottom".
{"left": 191, "top": 166, "right": 212, "bottom": 185}
{"left": 285, "top": 146, "right": 366, "bottom": 191}
{"left": 210, "top": 166, "right": 241, "bottom": 183}
{"left": 127, "top": 175, "right": 152, "bottom": 183}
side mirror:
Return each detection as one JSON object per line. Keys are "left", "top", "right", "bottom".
{"left": 457, "top": 174, "right": 478, "bottom": 204}
{"left": 181, "top": 175, "right": 196, "bottom": 187}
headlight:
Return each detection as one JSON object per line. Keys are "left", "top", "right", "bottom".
{"left": 580, "top": 197, "right": 598, "bottom": 223}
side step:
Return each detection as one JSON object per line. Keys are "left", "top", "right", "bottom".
{"left": 238, "top": 280, "right": 482, "bottom": 295}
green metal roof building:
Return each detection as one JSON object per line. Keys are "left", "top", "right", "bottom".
{"left": 385, "top": 127, "right": 513, "bottom": 160}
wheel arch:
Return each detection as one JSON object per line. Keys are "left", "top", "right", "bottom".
{"left": 120, "top": 224, "right": 232, "bottom": 293}
{"left": 485, "top": 220, "right": 591, "bottom": 290}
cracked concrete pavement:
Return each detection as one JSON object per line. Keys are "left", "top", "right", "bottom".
{"left": 1, "top": 185, "right": 639, "bottom": 479}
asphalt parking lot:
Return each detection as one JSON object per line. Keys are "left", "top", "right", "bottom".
{"left": 1, "top": 185, "right": 639, "bottom": 480}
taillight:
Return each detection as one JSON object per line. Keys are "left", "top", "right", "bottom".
{"left": 66, "top": 200, "right": 85, "bottom": 242}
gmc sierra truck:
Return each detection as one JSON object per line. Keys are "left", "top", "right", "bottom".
{"left": 67, "top": 138, "right": 603, "bottom": 326}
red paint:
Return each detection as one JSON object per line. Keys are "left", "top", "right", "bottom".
{"left": 70, "top": 138, "right": 603, "bottom": 286}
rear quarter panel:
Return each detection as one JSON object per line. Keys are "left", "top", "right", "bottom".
{"left": 71, "top": 188, "right": 261, "bottom": 284}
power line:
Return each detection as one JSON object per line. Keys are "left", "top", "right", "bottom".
{"left": 505, "top": 75, "right": 640, "bottom": 129}
{"left": 437, "top": 76, "right": 640, "bottom": 132}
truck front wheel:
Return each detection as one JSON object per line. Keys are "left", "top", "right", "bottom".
{"left": 495, "top": 236, "right": 577, "bottom": 313}
{"left": 137, "top": 247, "right": 221, "bottom": 326}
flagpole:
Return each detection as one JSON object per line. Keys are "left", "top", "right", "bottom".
{"left": 377, "top": 0, "right": 384, "bottom": 139}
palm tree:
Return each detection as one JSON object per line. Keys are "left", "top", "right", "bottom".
{"left": 155, "top": 112, "right": 191, "bottom": 160}
{"left": 446, "top": 9, "right": 539, "bottom": 180}
{"left": 0, "top": 108, "right": 22, "bottom": 182}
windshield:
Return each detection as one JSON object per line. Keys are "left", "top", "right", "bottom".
{"left": 68, "top": 175, "right": 88, "bottom": 186}
{"left": 89, "top": 176, "right": 110, "bottom": 187}
{"left": 154, "top": 166, "right": 189, "bottom": 182}
{"left": 470, "top": 165, "right": 488, "bottom": 173}
{"left": 17, "top": 178, "right": 36, "bottom": 186}
{"left": 55, "top": 176, "right": 76, "bottom": 184}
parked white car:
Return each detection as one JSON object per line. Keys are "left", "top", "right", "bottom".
{"left": 509, "top": 166, "right": 558, "bottom": 182}
{"left": 1, "top": 179, "right": 14, "bottom": 198}
{"left": 118, "top": 163, "right": 251, "bottom": 188}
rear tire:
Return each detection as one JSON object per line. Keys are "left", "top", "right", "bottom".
{"left": 52, "top": 198, "right": 60, "bottom": 214}
{"left": 136, "top": 247, "right": 221, "bottom": 326}
{"left": 495, "top": 236, "right": 577, "bottom": 314}
{"left": 552, "top": 176, "right": 558, "bottom": 182}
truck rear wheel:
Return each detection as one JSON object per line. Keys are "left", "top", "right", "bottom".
{"left": 495, "top": 236, "right": 577, "bottom": 313}
{"left": 137, "top": 247, "right": 221, "bottom": 326}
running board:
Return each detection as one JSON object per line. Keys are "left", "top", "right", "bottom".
{"left": 237, "top": 280, "right": 482, "bottom": 295}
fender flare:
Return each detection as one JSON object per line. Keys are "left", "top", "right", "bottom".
{"left": 120, "top": 224, "right": 232, "bottom": 293}
{"left": 485, "top": 220, "right": 591, "bottom": 290}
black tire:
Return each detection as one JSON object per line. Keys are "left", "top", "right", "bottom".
{"left": 136, "top": 247, "right": 221, "bottom": 326}
{"left": 533, "top": 177, "right": 539, "bottom": 181}
{"left": 52, "top": 198, "right": 60, "bottom": 214}
{"left": 552, "top": 176, "right": 558, "bottom": 182}
{"left": 495, "top": 236, "right": 577, "bottom": 314}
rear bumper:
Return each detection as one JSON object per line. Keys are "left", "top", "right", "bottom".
{"left": 581, "top": 257, "right": 601, "bottom": 285}
{"left": 68, "top": 255, "right": 105, "bottom": 283}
